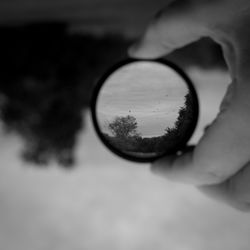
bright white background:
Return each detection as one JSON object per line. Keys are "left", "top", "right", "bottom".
{"left": 0, "top": 68, "right": 250, "bottom": 250}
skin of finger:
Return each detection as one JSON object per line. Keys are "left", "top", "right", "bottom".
{"left": 151, "top": 81, "right": 250, "bottom": 186}
{"left": 129, "top": 0, "right": 250, "bottom": 186}
{"left": 142, "top": 0, "right": 250, "bottom": 186}
{"left": 187, "top": 2, "right": 250, "bottom": 184}
{"left": 129, "top": 0, "right": 250, "bottom": 60}
{"left": 151, "top": 149, "right": 209, "bottom": 184}
{"left": 198, "top": 161, "right": 250, "bottom": 212}
{"left": 128, "top": 0, "right": 211, "bottom": 58}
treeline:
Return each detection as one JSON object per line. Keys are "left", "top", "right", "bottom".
{"left": 104, "top": 91, "right": 196, "bottom": 156}
{"left": 103, "top": 131, "right": 184, "bottom": 155}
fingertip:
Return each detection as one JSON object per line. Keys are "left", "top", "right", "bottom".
{"left": 151, "top": 155, "right": 174, "bottom": 174}
{"left": 128, "top": 28, "right": 174, "bottom": 59}
{"left": 151, "top": 146, "right": 195, "bottom": 174}
{"left": 150, "top": 149, "right": 215, "bottom": 185}
{"left": 128, "top": 40, "right": 168, "bottom": 59}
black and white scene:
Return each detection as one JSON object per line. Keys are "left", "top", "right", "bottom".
{"left": 97, "top": 61, "right": 195, "bottom": 158}
{"left": 0, "top": 0, "right": 250, "bottom": 250}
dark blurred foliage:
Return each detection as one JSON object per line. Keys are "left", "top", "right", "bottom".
{"left": 0, "top": 22, "right": 130, "bottom": 167}
{"left": 0, "top": 22, "right": 226, "bottom": 167}
{"left": 165, "top": 91, "right": 196, "bottom": 140}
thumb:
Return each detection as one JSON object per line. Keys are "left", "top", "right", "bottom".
{"left": 198, "top": 161, "right": 250, "bottom": 212}
{"left": 129, "top": 1, "right": 209, "bottom": 59}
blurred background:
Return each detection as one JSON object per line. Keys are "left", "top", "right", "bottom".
{"left": 0, "top": 0, "right": 250, "bottom": 249}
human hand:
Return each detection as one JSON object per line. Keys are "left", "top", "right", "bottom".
{"left": 129, "top": 0, "right": 250, "bottom": 211}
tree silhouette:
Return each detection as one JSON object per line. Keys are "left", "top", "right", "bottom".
{"left": 175, "top": 91, "right": 195, "bottom": 132}
{"left": 108, "top": 115, "right": 139, "bottom": 139}
{"left": 165, "top": 91, "right": 195, "bottom": 139}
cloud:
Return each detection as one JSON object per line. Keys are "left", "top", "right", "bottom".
{"left": 97, "top": 61, "right": 188, "bottom": 136}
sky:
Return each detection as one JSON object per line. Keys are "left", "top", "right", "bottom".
{"left": 97, "top": 61, "right": 188, "bottom": 137}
